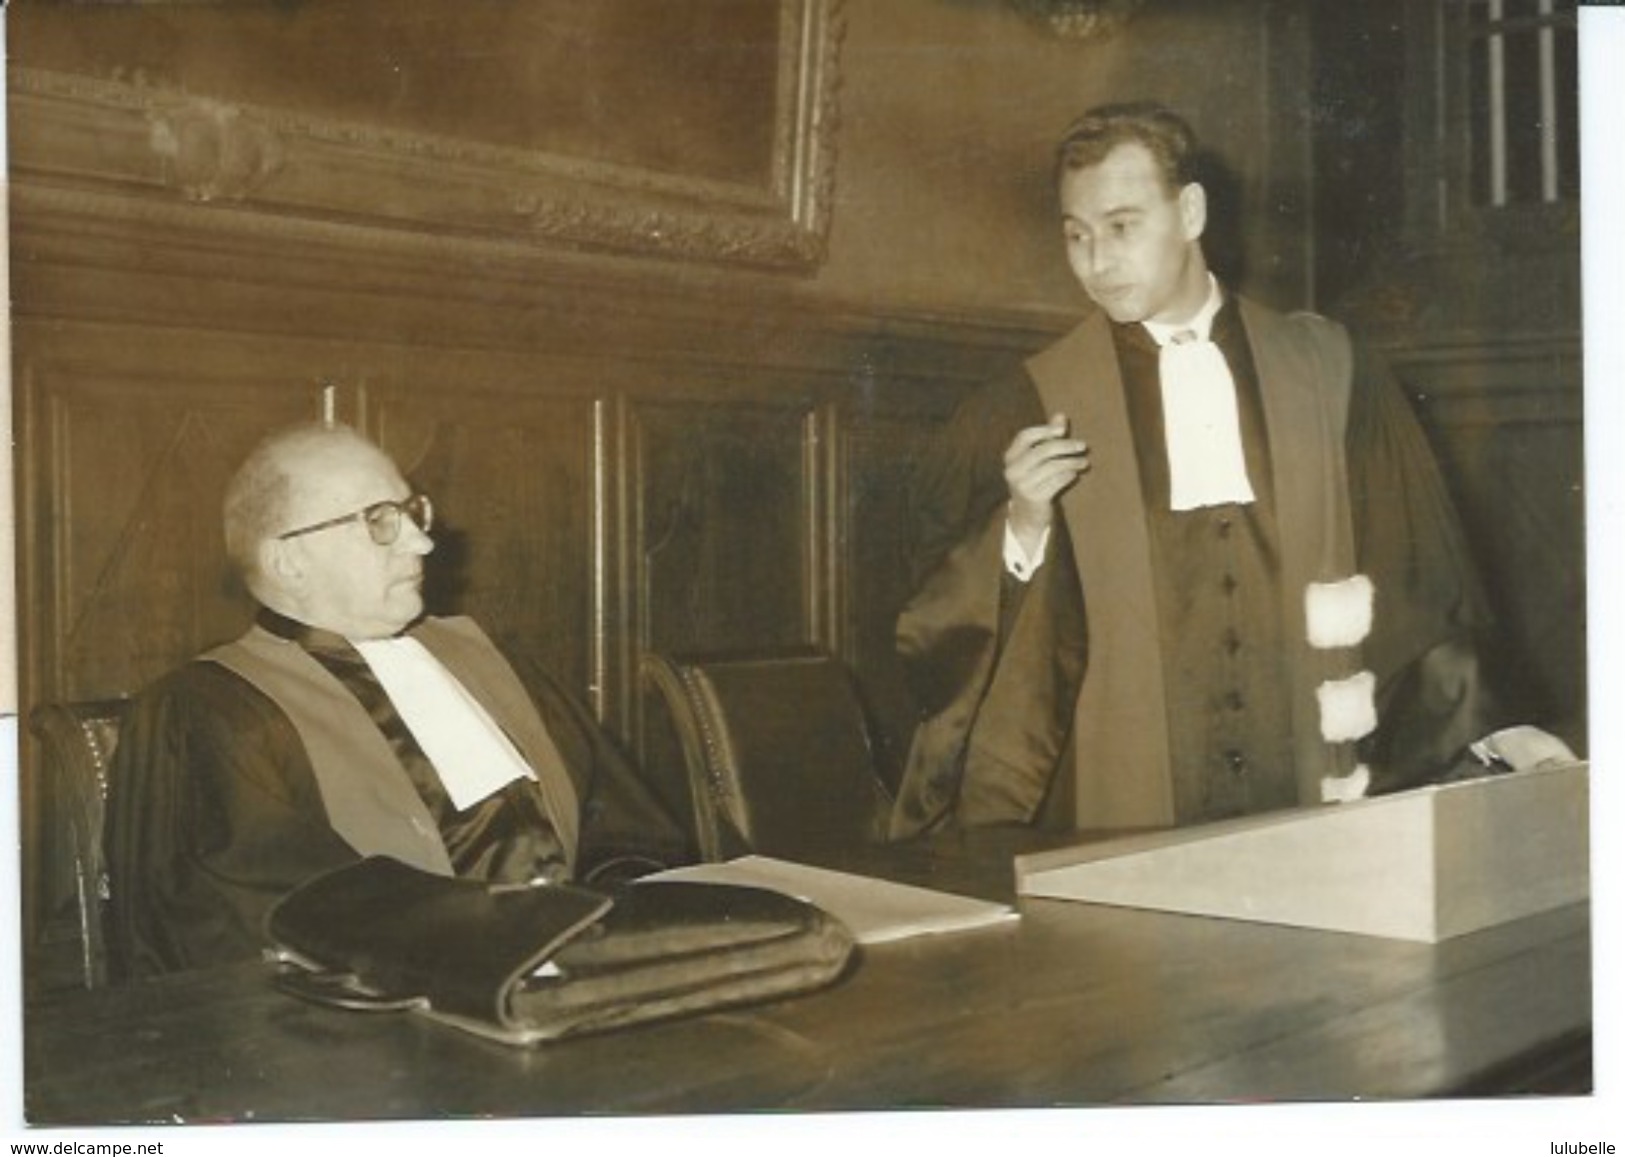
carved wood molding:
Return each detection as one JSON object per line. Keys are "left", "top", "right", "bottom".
{"left": 9, "top": 176, "right": 1065, "bottom": 387}
{"left": 1384, "top": 335, "right": 1584, "bottom": 429}
{"left": 8, "top": 0, "right": 844, "bottom": 271}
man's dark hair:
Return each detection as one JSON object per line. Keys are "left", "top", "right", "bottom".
{"left": 1054, "top": 101, "right": 1199, "bottom": 193}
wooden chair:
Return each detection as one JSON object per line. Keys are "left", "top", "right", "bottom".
{"left": 641, "top": 650, "right": 893, "bottom": 862}
{"left": 27, "top": 698, "right": 129, "bottom": 991}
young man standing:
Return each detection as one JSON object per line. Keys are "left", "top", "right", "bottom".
{"left": 891, "top": 101, "right": 1567, "bottom": 838}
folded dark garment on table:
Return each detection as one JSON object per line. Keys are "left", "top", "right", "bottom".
{"left": 264, "top": 854, "right": 857, "bottom": 1045}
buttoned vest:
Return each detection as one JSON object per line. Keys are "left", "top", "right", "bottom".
{"left": 1026, "top": 300, "right": 1358, "bottom": 828}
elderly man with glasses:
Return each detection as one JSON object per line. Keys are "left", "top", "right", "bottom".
{"left": 104, "top": 422, "right": 687, "bottom": 980}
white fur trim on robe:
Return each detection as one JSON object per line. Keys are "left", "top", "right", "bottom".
{"left": 1306, "top": 574, "right": 1374, "bottom": 649}
{"left": 1316, "top": 669, "right": 1378, "bottom": 743}
{"left": 1320, "top": 763, "right": 1371, "bottom": 803}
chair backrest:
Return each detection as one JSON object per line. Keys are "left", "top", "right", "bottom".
{"left": 641, "top": 650, "right": 893, "bottom": 862}
{"left": 28, "top": 698, "right": 129, "bottom": 991}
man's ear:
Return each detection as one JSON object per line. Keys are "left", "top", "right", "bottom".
{"left": 1178, "top": 181, "right": 1207, "bottom": 242}
{"left": 260, "top": 537, "right": 304, "bottom": 590}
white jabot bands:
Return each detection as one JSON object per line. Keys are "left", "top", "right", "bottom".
{"left": 1157, "top": 332, "right": 1256, "bottom": 511}
{"left": 353, "top": 634, "right": 537, "bottom": 811}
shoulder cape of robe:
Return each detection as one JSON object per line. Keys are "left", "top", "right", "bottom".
{"left": 104, "top": 615, "right": 685, "bottom": 979}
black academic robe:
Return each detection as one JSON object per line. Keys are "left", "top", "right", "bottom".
{"left": 103, "top": 613, "right": 688, "bottom": 980}
{"left": 892, "top": 294, "right": 1507, "bottom": 837}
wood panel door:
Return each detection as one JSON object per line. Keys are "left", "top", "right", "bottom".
{"left": 14, "top": 328, "right": 323, "bottom": 705}
{"left": 366, "top": 379, "right": 601, "bottom": 712}
{"left": 630, "top": 393, "right": 820, "bottom": 659}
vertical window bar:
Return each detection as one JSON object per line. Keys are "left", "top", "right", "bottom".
{"left": 590, "top": 397, "right": 608, "bottom": 720}
{"left": 1437, "top": 0, "right": 1450, "bottom": 228}
{"left": 1489, "top": 0, "right": 1507, "bottom": 206}
{"left": 1539, "top": 0, "right": 1558, "bottom": 202}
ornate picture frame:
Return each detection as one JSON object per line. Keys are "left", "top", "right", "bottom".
{"left": 8, "top": 0, "right": 845, "bottom": 271}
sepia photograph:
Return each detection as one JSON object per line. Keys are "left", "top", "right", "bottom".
{"left": 2, "top": 0, "right": 1617, "bottom": 1150}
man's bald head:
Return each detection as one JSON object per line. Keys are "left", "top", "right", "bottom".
{"left": 223, "top": 422, "right": 395, "bottom": 597}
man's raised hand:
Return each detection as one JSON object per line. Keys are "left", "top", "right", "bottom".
{"left": 1004, "top": 413, "right": 1089, "bottom": 556}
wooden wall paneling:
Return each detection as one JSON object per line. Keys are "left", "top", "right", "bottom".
{"left": 1392, "top": 342, "right": 1586, "bottom": 744}
{"left": 809, "top": 398, "right": 840, "bottom": 658}
{"left": 16, "top": 341, "right": 322, "bottom": 706}
{"left": 840, "top": 407, "right": 943, "bottom": 791}
{"left": 624, "top": 383, "right": 822, "bottom": 839}
{"left": 828, "top": 324, "right": 1042, "bottom": 790}
{"left": 14, "top": 335, "right": 319, "bottom": 976}
{"left": 630, "top": 390, "right": 821, "bottom": 659}
{"left": 364, "top": 380, "right": 600, "bottom": 717}
{"left": 617, "top": 393, "right": 693, "bottom": 840}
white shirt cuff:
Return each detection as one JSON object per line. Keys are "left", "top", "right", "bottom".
{"left": 1002, "top": 518, "right": 1050, "bottom": 582}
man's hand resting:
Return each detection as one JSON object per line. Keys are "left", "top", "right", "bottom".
{"left": 1470, "top": 725, "right": 1580, "bottom": 773}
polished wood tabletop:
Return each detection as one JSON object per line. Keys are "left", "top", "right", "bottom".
{"left": 23, "top": 829, "right": 1591, "bottom": 1125}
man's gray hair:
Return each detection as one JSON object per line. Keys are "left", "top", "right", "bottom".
{"left": 222, "top": 421, "right": 374, "bottom": 586}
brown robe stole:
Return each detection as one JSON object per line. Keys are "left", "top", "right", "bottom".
{"left": 205, "top": 616, "right": 582, "bottom": 876}
{"left": 1024, "top": 301, "right": 1359, "bottom": 828}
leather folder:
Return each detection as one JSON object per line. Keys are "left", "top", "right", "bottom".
{"left": 264, "top": 855, "right": 857, "bottom": 1045}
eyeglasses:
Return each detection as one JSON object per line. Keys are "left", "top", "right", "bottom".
{"left": 277, "top": 493, "right": 434, "bottom": 546}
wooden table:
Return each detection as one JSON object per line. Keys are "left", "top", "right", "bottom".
{"left": 23, "top": 829, "right": 1591, "bottom": 1125}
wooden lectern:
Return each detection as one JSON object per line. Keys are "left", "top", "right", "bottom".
{"left": 1015, "top": 762, "right": 1589, "bottom": 942}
